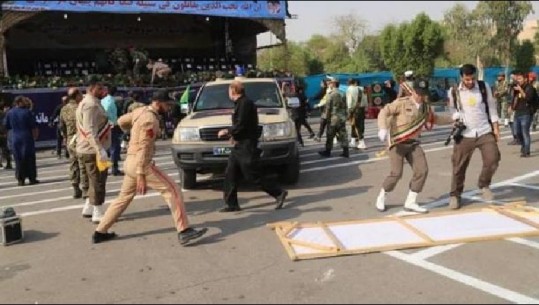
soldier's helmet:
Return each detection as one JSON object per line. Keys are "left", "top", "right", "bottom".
{"left": 413, "top": 79, "right": 430, "bottom": 96}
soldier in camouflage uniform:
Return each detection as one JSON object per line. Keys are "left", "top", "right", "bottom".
{"left": 60, "top": 87, "right": 88, "bottom": 199}
{"left": 493, "top": 72, "right": 510, "bottom": 126}
{"left": 319, "top": 76, "right": 349, "bottom": 158}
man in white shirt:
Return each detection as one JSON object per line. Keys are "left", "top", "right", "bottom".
{"left": 447, "top": 64, "right": 501, "bottom": 210}
{"left": 346, "top": 79, "right": 368, "bottom": 149}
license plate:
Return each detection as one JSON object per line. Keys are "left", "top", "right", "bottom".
{"left": 213, "top": 147, "right": 231, "bottom": 156}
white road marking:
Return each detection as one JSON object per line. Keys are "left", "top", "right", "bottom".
{"left": 19, "top": 181, "right": 188, "bottom": 218}
{"left": 385, "top": 170, "right": 539, "bottom": 303}
{"left": 0, "top": 155, "right": 173, "bottom": 181}
{"left": 507, "top": 238, "right": 539, "bottom": 250}
{"left": 411, "top": 244, "right": 464, "bottom": 260}
{"left": 510, "top": 183, "right": 539, "bottom": 192}
{"left": 6, "top": 174, "right": 179, "bottom": 209}
{"left": 386, "top": 251, "right": 539, "bottom": 304}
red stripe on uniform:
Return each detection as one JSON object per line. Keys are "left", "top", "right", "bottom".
{"left": 150, "top": 164, "right": 183, "bottom": 216}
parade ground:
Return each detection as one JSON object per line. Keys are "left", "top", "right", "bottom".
{"left": 1, "top": 119, "right": 539, "bottom": 304}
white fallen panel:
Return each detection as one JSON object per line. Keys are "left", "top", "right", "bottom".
{"left": 329, "top": 221, "right": 425, "bottom": 250}
{"left": 404, "top": 211, "right": 537, "bottom": 242}
{"left": 269, "top": 205, "right": 539, "bottom": 261}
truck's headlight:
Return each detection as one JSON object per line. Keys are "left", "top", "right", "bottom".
{"left": 262, "top": 122, "right": 293, "bottom": 141}
{"left": 176, "top": 127, "right": 200, "bottom": 142}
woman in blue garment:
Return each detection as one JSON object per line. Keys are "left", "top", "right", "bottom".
{"left": 4, "top": 96, "right": 39, "bottom": 186}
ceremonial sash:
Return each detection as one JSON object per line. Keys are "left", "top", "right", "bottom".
{"left": 76, "top": 110, "right": 112, "bottom": 143}
{"left": 387, "top": 81, "right": 433, "bottom": 147}
{"left": 389, "top": 102, "right": 434, "bottom": 148}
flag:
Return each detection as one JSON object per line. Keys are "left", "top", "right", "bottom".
{"left": 179, "top": 85, "right": 190, "bottom": 106}
{"left": 179, "top": 85, "right": 190, "bottom": 113}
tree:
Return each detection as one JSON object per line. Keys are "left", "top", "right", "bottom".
{"left": 380, "top": 23, "right": 407, "bottom": 77}
{"left": 441, "top": 2, "right": 501, "bottom": 78}
{"left": 257, "top": 42, "right": 312, "bottom": 76}
{"left": 322, "top": 40, "right": 354, "bottom": 73}
{"left": 514, "top": 40, "right": 536, "bottom": 72}
{"left": 305, "top": 34, "right": 332, "bottom": 59}
{"left": 380, "top": 14, "right": 444, "bottom": 78}
{"left": 331, "top": 13, "right": 368, "bottom": 54}
{"left": 442, "top": 3, "right": 477, "bottom": 66}
{"left": 480, "top": 1, "right": 534, "bottom": 75}
{"left": 352, "top": 35, "right": 387, "bottom": 72}
{"left": 403, "top": 13, "right": 445, "bottom": 77}
{"left": 533, "top": 21, "right": 539, "bottom": 60}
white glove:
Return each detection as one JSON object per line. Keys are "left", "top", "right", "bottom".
{"left": 99, "top": 148, "right": 110, "bottom": 162}
{"left": 378, "top": 129, "right": 388, "bottom": 142}
{"left": 452, "top": 112, "right": 461, "bottom": 121}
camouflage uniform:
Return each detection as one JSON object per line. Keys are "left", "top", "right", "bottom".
{"left": 60, "top": 99, "right": 89, "bottom": 199}
{"left": 493, "top": 79, "right": 509, "bottom": 122}
{"left": 321, "top": 88, "right": 349, "bottom": 156}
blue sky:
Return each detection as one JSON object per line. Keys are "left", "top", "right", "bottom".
{"left": 258, "top": 1, "right": 539, "bottom": 45}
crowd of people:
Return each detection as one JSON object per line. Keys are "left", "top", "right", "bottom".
{"left": 282, "top": 64, "right": 538, "bottom": 213}
{"left": 0, "top": 63, "right": 537, "bottom": 246}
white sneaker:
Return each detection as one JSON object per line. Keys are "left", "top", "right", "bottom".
{"left": 82, "top": 199, "right": 92, "bottom": 218}
{"left": 92, "top": 205, "right": 105, "bottom": 224}
{"left": 403, "top": 191, "right": 428, "bottom": 214}
{"left": 376, "top": 189, "right": 386, "bottom": 212}
{"left": 349, "top": 138, "right": 357, "bottom": 147}
{"left": 357, "top": 140, "right": 367, "bottom": 150}
{"left": 481, "top": 187, "right": 494, "bottom": 202}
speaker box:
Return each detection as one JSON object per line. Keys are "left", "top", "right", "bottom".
{"left": 1, "top": 217, "right": 23, "bottom": 246}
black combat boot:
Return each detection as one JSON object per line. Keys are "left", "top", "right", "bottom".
{"left": 112, "top": 167, "right": 124, "bottom": 176}
{"left": 92, "top": 231, "right": 117, "bottom": 244}
{"left": 341, "top": 147, "right": 349, "bottom": 158}
{"left": 318, "top": 150, "right": 331, "bottom": 158}
{"left": 73, "top": 185, "right": 83, "bottom": 199}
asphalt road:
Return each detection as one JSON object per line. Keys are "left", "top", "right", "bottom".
{"left": 1, "top": 118, "right": 538, "bottom": 304}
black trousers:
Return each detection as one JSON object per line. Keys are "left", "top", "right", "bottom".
{"left": 0, "top": 138, "right": 11, "bottom": 166}
{"left": 294, "top": 117, "right": 314, "bottom": 145}
{"left": 223, "top": 141, "right": 283, "bottom": 208}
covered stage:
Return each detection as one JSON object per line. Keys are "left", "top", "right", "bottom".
{"left": 0, "top": 1, "right": 290, "bottom": 145}
{"left": 0, "top": 1, "right": 289, "bottom": 78}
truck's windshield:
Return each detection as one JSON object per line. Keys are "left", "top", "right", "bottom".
{"left": 194, "top": 82, "right": 282, "bottom": 111}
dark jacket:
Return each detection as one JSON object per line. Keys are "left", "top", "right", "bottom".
{"left": 229, "top": 95, "right": 260, "bottom": 142}
{"left": 513, "top": 83, "right": 538, "bottom": 116}
{"left": 290, "top": 92, "right": 309, "bottom": 121}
